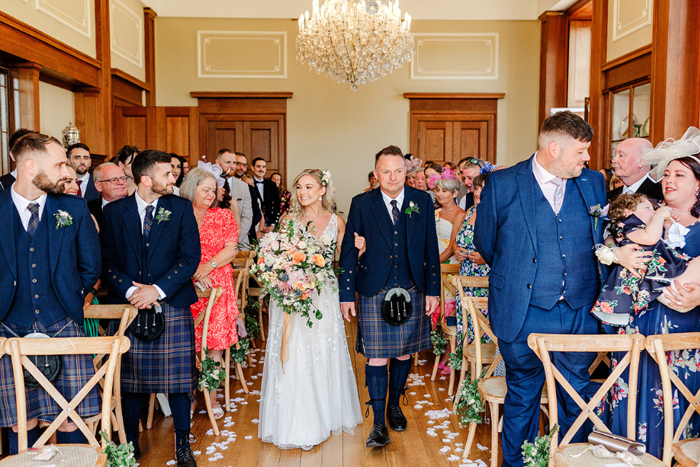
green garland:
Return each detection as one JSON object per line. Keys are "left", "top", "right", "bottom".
{"left": 198, "top": 349, "right": 226, "bottom": 392}
{"left": 522, "top": 424, "right": 559, "bottom": 467}
{"left": 448, "top": 345, "right": 463, "bottom": 371}
{"left": 453, "top": 376, "right": 485, "bottom": 427}
{"left": 244, "top": 297, "right": 261, "bottom": 340}
{"left": 231, "top": 337, "right": 251, "bottom": 364}
{"left": 431, "top": 327, "right": 447, "bottom": 355}
{"left": 100, "top": 431, "right": 135, "bottom": 467}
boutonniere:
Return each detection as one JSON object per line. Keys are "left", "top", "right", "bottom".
{"left": 53, "top": 210, "right": 73, "bottom": 230}
{"left": 589, "top": 204, "right": 609, "bottom": 230}
{"left": 155, "top": 207, "right": 171, "bottom": 224}
{"left": 405, "top": 201, "right": 419, "bottom": 217}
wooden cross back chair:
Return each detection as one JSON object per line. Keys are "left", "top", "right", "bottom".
{"left": 246, "top": 263, "right": 267, "bottom": 342}
{"left": 528, "top": 333, "right": 664, "bottom": 467}
{"left": 229, "top": 262, "right": 253, "bottom": 388}
{"left": 0, "top": 336, "right": 130, "bottom": 466}
{"left": 430, "top": 264, "right": 461, "bottom": 395}
{"left": 646, "top": 332, "right": 700, "bottom": 466}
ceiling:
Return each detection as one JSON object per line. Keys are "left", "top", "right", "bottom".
{"left": 141, "top": 0, "right": 580, "bottom": 21}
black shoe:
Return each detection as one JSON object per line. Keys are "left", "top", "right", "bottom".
{"left": 133, "top": 446, "right": 142, "bottom": 461}
{"left": 176, "top": 446, "right": 197, "bottom": 467}
{"left": 365, "top": 423, "right": 391, "bottom": 448}
{"left": 386, "top": 405, "right": 407, "bottom": 432}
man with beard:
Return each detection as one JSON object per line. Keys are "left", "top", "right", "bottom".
{"left": 0, "top": 129, "right": 34, "bottom": 192}
{"left": 100, "top": 150, "right": 200, "bottom": 467}
{"left": 215, "top": 149, "right": 253, "bottom": 245}
{"left": 66, "top": 143, "right": 99, "bottom": 202}
{"left": 0, "top": 132, "right": 102, "bottom": 453}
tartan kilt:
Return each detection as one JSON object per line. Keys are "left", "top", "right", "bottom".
{"left": 0, "top": 319, "right": 101, "bottom": 428}
{"left": 356, "top": 285, "right": 431, "bottom": 359}
{"left": 120, "top": 304, "right": 197, "bottom": 394}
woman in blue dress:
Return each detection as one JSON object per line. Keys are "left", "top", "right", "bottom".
{"left": 607, "top": 140, "right": 700, "bottom": 457}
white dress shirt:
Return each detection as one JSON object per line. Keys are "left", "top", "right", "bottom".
{"left": 623, "top": 173, "right": 650, "bottom": 195}
{"left": 380, "top": 188, "right": 405, "bottom": 221}
{"left": 77, "top": 172, "right": 90, "bottom": 198}
{"left": 125, "top": 191, "right": 165, "bottom": 300}
{"left": 532, "top": 152, "right": 566, "bottom": 212}
{"left": 10, "top": 186, "right": 47, "bottom": 231}
{"left": 254, "top": 177, "right": 265, "bottom": 201}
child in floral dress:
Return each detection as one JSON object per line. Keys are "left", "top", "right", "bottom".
{"left": 592, "top": 193, "right": 693, "bottom": 325}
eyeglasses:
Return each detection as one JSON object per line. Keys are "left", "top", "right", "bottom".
{"left": 465, "top": 158, "right": 484, "bottom": 168}
{"left": 98, "top": 176, "right": 128, "bottom": 184}
{"left": 235, "top": 162, "right": 247, "bottom": 167}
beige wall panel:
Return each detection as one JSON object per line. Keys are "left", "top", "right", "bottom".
{"left": 607, "top": 0, "right": 653, "bottom": 61}
{"left": 198, "top": 31, "right": 287, "bottom": 79}
{"left": 110, "top": 0, "right": 146, "bottom": 82}
{"left": 39, "top": 81, "right": 75, "bottom": 142}
{"left": 155, "top": 18, "right": 540, "bottom": 215}
{"left": 411, "top": 33, "right": 498, "bottom": 80}
{"left": 3, "top": 0, "right": 97, "bottom": 58}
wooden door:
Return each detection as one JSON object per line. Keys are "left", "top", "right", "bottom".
{"left": 205, "top": 120, "right": 245, "bottom": 160}
{"left": 454, "top": 120, "right": 489, "bottom": 162}
{"left": 418, "top": 121, "right": 452, "bottom": 164}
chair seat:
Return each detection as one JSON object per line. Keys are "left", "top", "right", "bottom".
{"left": 440, "top": 321, "right": 457, "bottom": 337}
{"left": 674, "top": 438, "right": 700, "bottom": 467}
{"left": 0, "top": 444, "right": 106, "bottom": 467}
{"left": 478, "top": 377, "right": 549, "bottom": 405}
{"left": 554, "top": 443, "right": 665, "bottom": 467}
{"left": 466, "top": 343, "right": 496, "bottom": 364}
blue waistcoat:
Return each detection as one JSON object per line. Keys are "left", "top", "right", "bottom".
{"left": 530, "top": 179, "right": 599, "bottom": 310}
{"left": 383, "top": 209, "right": 413, "bottom": 290}
{"left": 6, "top": 208, "right": 66, "bottom": 328}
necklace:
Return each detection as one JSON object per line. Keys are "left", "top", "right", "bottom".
{"left": 670, "top": 207, "right": 692, "bottom": 216}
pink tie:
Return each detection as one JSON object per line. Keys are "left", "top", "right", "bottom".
{"left": 551, "top": 178, "right": 565, "bottom": 214}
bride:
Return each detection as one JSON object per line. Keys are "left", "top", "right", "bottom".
{"left": 258, "top": 169, "right": 363, "bottom": 450}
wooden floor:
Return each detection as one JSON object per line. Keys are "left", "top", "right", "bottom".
{"left": 133, "top": 320, "right": 498, "bottom": 467}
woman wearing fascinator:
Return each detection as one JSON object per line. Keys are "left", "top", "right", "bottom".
{"left": 604, "top": 127, "right": 700, "bottom": 456}
{"left": 180, "top": 160, "right": 241, "bottom": 420}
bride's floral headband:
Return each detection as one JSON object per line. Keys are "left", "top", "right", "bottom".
{"left": 642, "top": 126, "right": 700, "bottom": 181}
{"left": 197, "top": 156, "right": 225, "bottom": 188}
{"left": 321, "top": 170, "right": 331, "bottom": 186}
{"left": 427, "top": 167, "right": 457, "bottom": 190}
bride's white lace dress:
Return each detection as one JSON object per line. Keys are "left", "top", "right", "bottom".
{"left": 258, "top": 214, "right": 363, "bottom": 448}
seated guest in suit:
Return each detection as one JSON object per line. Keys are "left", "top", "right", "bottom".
{"left": 62, "top": 165, "right": 80, "bottom": 195}
{"left": 475, "top": 111, "right": 606, "bottom": 467}
{"left": 114, "top": 145, "right": 139, "bottom": 197}
{"left": 251, "top": 157, "right": 281, "bottom": 233}
{"left": 413, "top": 168, "right": 427, "bottom": 191}
{"left": 88, "top": 162, "right": 128, "bottom": 229}
{"left": 100, "top": 150, "right": 201, "bottom": 466}
{"left": 0, "top": 129, "right": 34, "bottom": 192}
{"left": 66, "top": 143, "right": 99, "bottom": 202}
{"left": 607, "top": 137, "right": 662, "bottom": 203}
{"left": 457, "top": 158, "right": 483, "bottom": 210}
{"left": 0, "top": 132, "right": 102, "bottom": 453}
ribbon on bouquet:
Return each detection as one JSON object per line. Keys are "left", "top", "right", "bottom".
{"left": 280, "top": 313, "right": 292, "bottom": 369}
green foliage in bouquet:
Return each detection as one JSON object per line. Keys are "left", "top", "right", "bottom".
{"left": 522, "top": 424, "right": 559, "bottom": 467}
{"left": 431, "top": 327, "right": 447, "bottom": 356}
{"left": 231, "top": 337, "right": 251, "bottom": 364}
{"left": 453, "top": 376, "right": 485, "bottom": 427}
{"left": 198, "top": 349, "right": 225, "bottom": 392}
{"left": 448, "top": 345, "right": 463, "bottom": 371}
{"left": 100, "top": 431, "right": 135, "bottom": 467}
{"left": 243, "top": 297, "right": 261, "bottom": 339}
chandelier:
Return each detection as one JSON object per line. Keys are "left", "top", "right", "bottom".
{"left": 295, "top": 0, "right": 414, "bottom": 91}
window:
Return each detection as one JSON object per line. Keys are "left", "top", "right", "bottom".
{"left": 0, "top": 66, "right": 17, "bottom": 176}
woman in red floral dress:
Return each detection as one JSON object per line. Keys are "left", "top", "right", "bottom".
{"left": 180, "top": 166, "right": 239, "bottom": 419}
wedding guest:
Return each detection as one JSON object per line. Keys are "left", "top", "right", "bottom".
{"left": 609, "top": 174, "right": 625, "bottom": 191}
{"left": 234, "top": 153, "right": 248, "bottom": 178}
{"left": 424, "top": 164, "right": 441, "bottom": 203}
{"left": 215, "top": 149, "right": 252, "bottom": 246}
{"left": 62, "top": 165, "right": 80, "bottom": 196}
{"left": 607, "top": 137, "right": 662, "bottom": 203}
{"left": 414, "top": 168, "right": 427, "bottom": 191}
{"left": 181, "top": 159, "right": 190, "bottom": 176}
{"left": 364, "top": 171, "right": 379, "bottom": 192}
{"left": 444, "top": 161, "right": 458, "bottom": 172}
{"left": 217, "top": 177, "right": 241, "bottom": 230}
{"left": 457, "top": 158, "right": 484, "bottom": 210}
{"left": 251, "top": 157, "right": 281, "bottom": 232}
{"left": 171, "top": 153, "right": 184, "bottom": 189}
{"left": 181, "top": 167, "right": 239, "bottom": 421}
{"left": 607, "top": 128, "right": 700, "bottom": 457}
{"left": 89, "top": 163, "right": 128, "bottom": 229}
{"left": 100, "top": 149, "right": 200, "bottom": 466}
{"left": 114, "top": 145, "right": 139, "bottom": 196}
{"left": 0, "top": 128, "right": 33, "bottom": 192}
{"left": 406, "top": 173, "right": 416, "bottom": 188}
{"left": 474, "top": 111, "right": 606, "bottom": 466}
{"left": 271, "top": 172, "right": 291, "bottom": 219}
{"left": 405, "top": 154, "right": 422, "bottom": 188}
{"left": 67, "top": 143, "right": 99, "bottom": 202}
{"left": 0, "top": 132, "right": 101, "bottom": 453}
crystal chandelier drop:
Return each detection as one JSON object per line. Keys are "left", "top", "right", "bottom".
{"left": 295, "top": 0, "right": 415, "bottom": 91}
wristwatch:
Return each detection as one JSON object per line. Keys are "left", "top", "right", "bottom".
{"left": 210, "top": 261, "right": 217, "bottom": 269}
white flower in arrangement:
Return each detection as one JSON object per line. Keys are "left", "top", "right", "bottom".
{"left": 320, "top": 234, "right": 332, "bottom": 245}
{"left": 297, "top": 240, "right": 307, "bottom": 250}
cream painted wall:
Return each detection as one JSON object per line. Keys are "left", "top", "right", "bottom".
{"left": 155, "top": 18, "right": 540, "bottom": 215}
{"left": 110, "top": 0, "right": 147, "bottom": 82}
{"left": 39, "top": 81, "right": 75, "bottom": 142}
{"left": 3, "top": 0, "right": 97, "bottom": 58}
{"left": 606, "top": 0, "right": 653, "bottom": 61}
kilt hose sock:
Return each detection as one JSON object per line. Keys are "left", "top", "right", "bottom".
{"left": 388, "top": 358, "right": 411, "bottom": 407}
{"left": 365, "top": 364, "right": 388, "bottom": 426}
{"left": 56, "top": 427, "right": 88, "bottom": 445}
{"left": 8, "top": 425, "right": 40, "bottom": 455}
{"left": 122, "top": 392, "right": 192, "bottom": 452}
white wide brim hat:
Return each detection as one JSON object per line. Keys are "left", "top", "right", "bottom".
{"left": 643, "top": 126, "right": 700, "bottom": 181}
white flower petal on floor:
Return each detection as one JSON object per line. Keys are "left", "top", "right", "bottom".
{"left": 448, "top": 455, "right": 461, "bottom": 461}
{"left": 439, "top": 446, "right": 451, "bottom": 453}
{"left": 477, "top": 443, "right": 488, "bottom": 451}
{"left": 245, "top": 435, "right": 253, "bottom": 440}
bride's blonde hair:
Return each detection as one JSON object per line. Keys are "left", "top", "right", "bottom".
{"left": 289, "top": 169, "right": 336, "bottom": 217}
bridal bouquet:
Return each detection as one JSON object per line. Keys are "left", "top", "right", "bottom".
{"left": 251, "top": 218, "right": 338, "bottom": 329}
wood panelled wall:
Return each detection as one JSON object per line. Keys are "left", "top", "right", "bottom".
{"left": 0, "top": 3, "right": 156, "bottom": 158}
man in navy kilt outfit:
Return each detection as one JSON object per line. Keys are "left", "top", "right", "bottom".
{"left": 100, "top": 150, "right": 200, "bottom": 467}
{"left": 0, "top": 132, "right": 102, "bottom": 453}
{"left": 340, "top": 145, "right": 440, "bottom": 447}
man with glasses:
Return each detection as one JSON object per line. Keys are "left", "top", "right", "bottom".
{"left": 88, "top": 163, "right": 128, "bottom": 228}
{"left": 607, "top": 138, "right": 662, "bottom": 203}
{"left": 234, "top": 153, "right": 248, "bottom": 178}
{"left": 457, "top": 157, "right": 483, "bottom": 210}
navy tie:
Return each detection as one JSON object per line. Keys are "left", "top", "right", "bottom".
{"left": 27, "top": 203, "right": 39, "bottom": 236}
{"left": 143, "top": 205, "right": 154, "bottom": 239}
{"left": 391, "top": 200, "right": 400, "bottom": 225}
